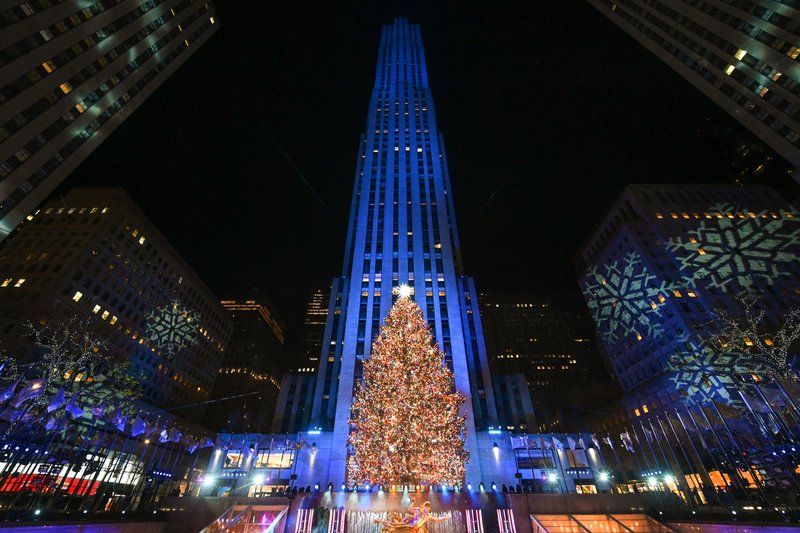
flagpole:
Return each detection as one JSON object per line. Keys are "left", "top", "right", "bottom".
{"left": 709, "top": 400, "right": 769, "bottom": 504}
{"left": 607, "top": 436, "right": 628, "bottom": 484}
{"left": 77, "top": 427, "right": 123, "bottom": 513}
{"left": 45, "top": 419, "right": 101, "bottom": 511}
{"left": 739, "top": 389, "right": 800, "bottom": 490}
{"left": 655, "top": 415, "right": 695, "bottom": 512}
{"left": 696, "top": 403, "right": 749, "bottom": 501}
{"left": 87, "top": 427, "right": 136, "bottom": 513}
{"left": 638, "top": 421, "right": 663, "bottom": 476}
{"left": 675, "top": 409, "right": 717, "bottom": 505}
{"left": 753, "top": 384, "right": 798, "bottom": 441}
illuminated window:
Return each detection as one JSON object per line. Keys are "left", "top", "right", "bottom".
{"left": 42, "top": 60, "right": 55, "bottom": 73}
{"left": 789, "top": 46, "right": 800, "bottom": 59}
{"left": 642, "top": 405, "right": 649, "bottom": 414}
{"left": 673, "top": 290, "right": 682, "bottom": 298}
{"left": 758, "top": 86, "right": 769, "bottom": 97}
{"left": 59, "top": 82, "right": 72, "bottom": 94}
{"left": 224, "top": 450, "right": 243, "bottom": 469}
{"left": 101, "top": 310, "right": 109, "bottom": 320}
{"left": 634, "top": 408, "right": 641, "bottom": 417}
{"left": 72, "top": 291, "right": 83, "bottom": 302}
{"left": 735, "top": 49, "right": 747, "bottom": 60}
{"left": 14, "top": 279, "right": 25, "bottom": 287}
{"left": 75, "top": 102, "right": 87, "bottom": 113}
{"left": 109, "top": 316, "right": 118, "bottom": 325}
{"left": 764, "top": 338, "right": 774, "bottom": 346}
{"left": 771, "top": 71, "right": 782, "bottom": 81}
{"left": 92, "top": 305, "right": 100, "bottom": 314}
{"left": 0, "top": 279, "right": 11, "bottom": 287}
{"left": 744, "top": 336, "right": 754, "bottom": 347}
{"left": 254, "top": 449, "right": 294, "bottom": 469}
{"left": 725, "top": 65, "right": 735, "bottom": 75}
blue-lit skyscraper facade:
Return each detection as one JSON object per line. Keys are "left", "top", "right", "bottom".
{"left": 279, "top": 18, "right": 500, "bottom": 485}
{"left": 578, "top": 184, "right": 800, "bottom": 415}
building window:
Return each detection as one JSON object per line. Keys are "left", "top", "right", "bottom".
{"left": 72, "top": 291, "right": 83, "bottom": 302}
{"left": 224, "top": 450, "right": 243, "bottom": 469}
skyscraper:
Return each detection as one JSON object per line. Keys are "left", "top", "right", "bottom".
{"left": 0, "top": 1, "right": 218, "bottom": 238}
{"left": 0, "top": 187, "right": 232, "bottom": 414}
{"left": 480, "top": 292, "right": 610, "bottom": 432}
{"left": 207, "top": 295, "right": 285, "bottom": 433}
{"left": 302, "top": 283, "right": 330, "bottom": 366}
{"left": 286, "top": 18, "right": 499, "bottom": 484}
{"left": 587, "top": 1, "right": 800, "bottom": 174}
{"left": 578, "top": 184, "right": 800, "bottom": 415}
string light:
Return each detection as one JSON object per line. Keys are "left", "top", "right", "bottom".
{"left": 347, "top": 296, "right": 467, "bottom": 486}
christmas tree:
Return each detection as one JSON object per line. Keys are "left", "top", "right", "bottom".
{"left": 347, "top": 287, "right": 468, "bottom": 486}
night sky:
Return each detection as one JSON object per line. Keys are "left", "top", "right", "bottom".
{"left": 56, "top": 2, "right": 794, "bottom": 346}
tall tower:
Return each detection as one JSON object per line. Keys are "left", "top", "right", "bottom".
{"left": 586, "top": 0, "right": 800, "bottom": 178}
{"left": 306, "top": 18, "right": 497, "bottom": 484}
{"left": 0, "top": 1, "right": 219, "bottom": 238}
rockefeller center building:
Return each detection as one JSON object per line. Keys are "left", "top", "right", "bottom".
{"left": 0, "top": 0, "right": 218, "bottom": 239}
{"left": 0, "top": 187, "right": 232, "bottom": 414}
{"left": 269, "top": 17, "right": 535, "bottom": 486}
{"left": 587, "top": 0, "right": 800, "bottom": 175}
{"left": 578, "top": 184, "right": 800, "bottom": 417}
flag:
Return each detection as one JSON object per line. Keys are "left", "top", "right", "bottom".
{"left": 131, "top": 416, "right": 146, "bottom": 437}
{"left": 592, "top": 435, "right": 601, "bottom": 448}
{"left": 0, "top": 378, "right": 20, "bottom": 403}
{"left": 187, "top": 440, "right": 199, "bottom": 454}
{"left": 110, "top": 409, "right": 126, "bottom": 431}
{"left": 578, "top": 438, "right": 586, "bottom": 449}
{"left": 168, "top": 427, "right": 182, "bottom": 443}
{"left": 45, "top": 417, "right": 58, "bottom": 431}
{"left": 0, "top": 362, "right": 5, "bottom": 378}
{"left": 642, "top": 426, "right": 654, "bottom": 443}
{"left": 621, "top": 432, "right": 635, "bottom": 453}
{"left": 91, "top": 402, "right": 107, "bottom": 418}
{"left": 199, "top": 436, "right": 215, "bottom": 449}
{"left": 159, "top": 429, "right": 169, "bottom": 443}
{"left": 64, "top": 393, "right": 84, "bottom": 419}
{"left": 47, "top": 387, "right": 66, "bottom": 413}
{"left": 11, "top": 378, "right": 45, "bottom": 407}
{"left": 567, "top": 437, "right": 576, "bottom": 450}
{"left": 553, "top": 437, "right": 564, "bottom": 451}
{"left": 602, "top": 436, "right": 613, "bottom": 448}
{"left": 529, "top": 437, "right": 539, "bottom": 449}
{"left": 542, "top": 437, "right": 551, "bottom": 450}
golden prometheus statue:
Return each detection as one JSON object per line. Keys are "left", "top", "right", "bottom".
{"left": 374, "top": 501, "right": 450, "bottom": 532}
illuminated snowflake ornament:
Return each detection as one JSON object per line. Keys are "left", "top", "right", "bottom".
{"left": 667, "top": 203, "right": 800, "bottom": 292}
{"left": 581, "top": 250, "right": 673, "bottom": 344}
{"left": 667, "top": 341, "right": 760, "bottom": 407}
{"left": 145, "top": 299, "right": 201, "bottom": 355}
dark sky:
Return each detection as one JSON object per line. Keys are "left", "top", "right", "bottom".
{"left": 58, "top": 2, "right": 794, "bottom": 346}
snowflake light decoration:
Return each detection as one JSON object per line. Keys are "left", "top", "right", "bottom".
{"left": 581, "top": 250, "right": 673, "bottom": 344}
{"left": 666, "top": 203, "right": 800, "bottom": 292}
{"left": 667, "top": 341, "right": 760, "bottom": 407}
{"left": 145, "top": 299, "right": 201, "bottom": 355}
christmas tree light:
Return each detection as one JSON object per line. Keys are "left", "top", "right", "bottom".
{"left": 347, "top": 293, "right": 468, "bottom": 485}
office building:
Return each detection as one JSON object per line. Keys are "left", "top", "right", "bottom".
{"left": 577, "top": 184, "right": 800, "bottom": 416}
{"left": 302, "top": 283, "right": 329, "bottom": 366}
{"left": 587, "top": 0, "right": 800, "bottom": 174}
{"left": 273, "top": 18, "right": 509, "bottom": 485}
{"left": 206, "top": 295, "right": 285, "bottom": 433}
{"left": 481, "top": 292, "right": 612, "bottom": 432}
{"left": 0, "top": 187, "right": 231, "bottom": 412}
{"left": 0, "top": 0, "right": 218, "bottom": 238}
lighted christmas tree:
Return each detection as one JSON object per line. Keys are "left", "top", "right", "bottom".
{"left": 347, "top": 286, "right": 468, "bottom": 486}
